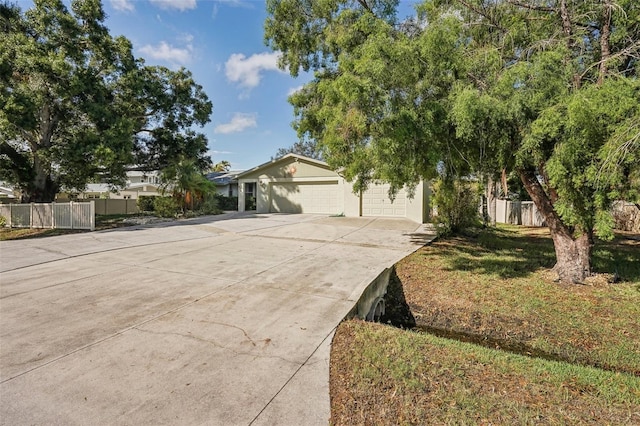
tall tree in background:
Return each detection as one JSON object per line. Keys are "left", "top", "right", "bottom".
{"left": 210, "top": 160, "right": 231, "bottom": 172}
{"left": 0, "top": 0, "right": 212, "bottom": 203}
{"left": 265, "top": 0, "right": 640, "bottom": 283}
{"left": 274, "top": 139, "right": 322, "bottom": 160}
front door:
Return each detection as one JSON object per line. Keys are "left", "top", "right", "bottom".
{"left": 244, "top": 182, "right": 256, "bottom": 211}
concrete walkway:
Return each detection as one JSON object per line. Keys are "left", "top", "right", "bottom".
{"left": 0, "top": 213, "right": 434, "bottom": 425}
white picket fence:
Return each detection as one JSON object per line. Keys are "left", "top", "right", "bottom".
{"left": 0, "top": 202, "right": 95, "bottom": 230}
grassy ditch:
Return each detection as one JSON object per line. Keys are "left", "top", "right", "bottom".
{"left": 331, "top": 320, "right": 640, "bottom": 425}
{"left": 330, "top": 225, "right": 640, "bottom": 424}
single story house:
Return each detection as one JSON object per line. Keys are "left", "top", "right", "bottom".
{"left": 237, "top": 154, "right": 430, "bottom": 223}
{"left": 206, "top": 170, "right": 241, "bottom": 197}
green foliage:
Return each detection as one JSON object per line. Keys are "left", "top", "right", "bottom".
{"left": 0, "top": 215, "right": 6, "bottom": 227}
{"left": 152, "top": 196, "right": 180, "bottom": 218}
{"left": 214, "top": 194, "right": 238, "bottom": 211}
{"left": 432, "top": 177, "right": 480, "bottom": 237}
{"left": 210, "top": 161, "right": 231, "bottom": 172}
{"left": 245, "top": 196, "right": 256, "bottom": 211}
{"left": 198, "top": 193, "right": 221, "bottom": 215}
{"left": 137, "top": 196, "right": 156, "bottom": 212}
{"left": 274, "top": 139, "right": 322, "bottom": 160}
{"left": 160, "top": 157, "right": 216, "bottom": 213}
{"left": 0, "top": 0, "right": 212, "bottom": 202}
{"left": 265, "top": 0, "right": 640, "bottom": 281}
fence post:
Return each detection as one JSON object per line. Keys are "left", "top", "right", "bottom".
{"left": 30, "top": 202, "right": 34, "bottom": 228}
{"left": 70, "top": 201, "right": 74, "bottom": 229}
{"left": 504, "top": 200, "right": 508, "bottom": 224}
{"left": 51, "top": 202, "right": 55, "bottom": 229}
{"left": 90, "top": 200, "right": 95, "bottom": 231}
{"left": 8, "top": 203, "right": 12, "bottom": 228}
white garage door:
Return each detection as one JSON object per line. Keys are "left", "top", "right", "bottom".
{"left": 270, "top": 181, "right": 340, "bottom": 214}
{"left": 362, "top": 184, "right": 407, "bottom": 217}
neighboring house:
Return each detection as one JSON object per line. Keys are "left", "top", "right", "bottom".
{"left": 206, "top": 170, "right": 241, "bottom": 197}
{"left": 237, "top": 154, "right": 430, "bottom": 223}
{"left": 57, "top": 171, "right": 163, "bottom": 200}
{"left": 0, "top": 182, "right": 16, "bottom": 200}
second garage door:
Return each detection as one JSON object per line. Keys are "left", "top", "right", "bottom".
{"left": 270, "top": 181, "right": 341, "bottom": 214}
{"left": 361, "top": 184, "right": 407, "bottom": 217}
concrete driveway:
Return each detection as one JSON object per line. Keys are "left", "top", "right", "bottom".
{"left": 0, "top": 213, "right": 432, "bottom": 425}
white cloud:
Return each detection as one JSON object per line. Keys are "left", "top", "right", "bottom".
{"left": 149, "top": 0, "right": 197, "bottom": 11}
{"left": 212, "top": 0, "right": 254, "bottom": 17}
{"left": 287, "top": 85, "right": 304, "bottom": 96}
{"left": 139, "top": 41, "right": 193, "bottom": 64}
{"left": 214, "top": 113, "right": 257, "bottom": 134}
{"left": 225, "top": 52, "right": 283, "bottom": 89}
{"left": 111, "top": 0, "right": 135, "bottom": 12}
{"left": 210, "top": 150, "right": 233, "bottom": 155}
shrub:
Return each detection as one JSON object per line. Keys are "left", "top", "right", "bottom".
{"left": 214, "top": 194, "right": 238, "bottom": 211}
{"left": 245, "top": 196, "right": 256, "bottom": 211}
{"left": 199, "top": 193, "right": 221, "bottom": 215}
{"left": 153, "top": 196, "right": 180, "bottom": 218}
{"left": 0, "top": 215, "right": 6, "bottom": 227}
{"left": 432, "top": 177, "right": 480, "bottom": 236}
{"left": 137, "top": 196, "right": 156, "bottom": 212}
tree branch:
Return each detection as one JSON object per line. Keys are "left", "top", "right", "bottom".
{"left": 598, "top": 0, "right": 613, "bottom": 85}
{"left": 518, "top": 167, "right": 568, "bottom": 237}
{"left": 456, "top": 0, "right": 507, "bottom": 33}
{"left": 505, "top": 0, "right": 555, "bottom": 13}
{"left": 356, "top": 0, "right": 372, "bottom": 13}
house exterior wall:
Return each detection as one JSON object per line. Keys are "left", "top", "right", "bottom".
{"left": 343, "top": 186, "right": 361, "bottom": 218}
{"left": 406, "top": 181, "right": 430, "bottom": 223}
{"left": 237, "top": 154, "right": 430, "bottom": 223}
{"left": 342, "top": 181, "right": 429, "bottom": 223}
{"left": 215, "top": 184, "right": 238, "bottom": 197}
{"left": 240, "top": 159, "right": 338, "bottom": 180}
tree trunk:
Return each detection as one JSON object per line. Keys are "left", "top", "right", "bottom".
{"left": 518, "top": 168, "right": 592, "bottom": 283}
{"left": 22, "top": 152, "right": 58, "bottom": 203}
{"left": 597, "top": 0, "right": 612, "bottom": 86}
{"left": 549, "top": 229, "right": 592, "bottom": 284}
{"left": 21, "top": 104, "right": 59, "bottom": 203}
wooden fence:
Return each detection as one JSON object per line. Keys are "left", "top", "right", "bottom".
{"left": 495, "top": 199, "right": 546, "bottom": 227}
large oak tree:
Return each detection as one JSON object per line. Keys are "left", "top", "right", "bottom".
{"left": 0, "top": 0, "right": 212, "bottom": 202}
{"left": 265, "top": 0, "right": 639, "bottom": 283}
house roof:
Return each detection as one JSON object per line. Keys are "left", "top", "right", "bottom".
{"left": 206, "top": 170, "right": 243, "bottom": 185}
{"left": 0, "top": 185, "right": 16, "bottom": 198}
{"left": 237, "top": 153, "right": 331, "bottom": 179}
{"left": 124, "top": 170, "right": 160, "bottom": 177}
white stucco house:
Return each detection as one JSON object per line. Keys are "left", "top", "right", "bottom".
{"left": 237, "top": 154, "right": 430, "bottom": 223}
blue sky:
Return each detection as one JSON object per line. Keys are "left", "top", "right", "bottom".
{"left": 20, "top": 0, "right": 420, "bottom": 171}
{"left": 104, "top": 0, "right": 311, "bottom": 171}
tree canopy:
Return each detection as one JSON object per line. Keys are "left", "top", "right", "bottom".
{"left": 0, "top": 0, "right": 212, "bottom": 202}
{"left": 273, "top": 139, "right": 323, "bottom": 160}
{"left": 265, "top": 0, "right": 640, "bottom": 283}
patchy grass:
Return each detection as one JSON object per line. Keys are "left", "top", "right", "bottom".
{"left": 331, "top": 225, "right": 640, "bottom": 424}
{"left": 0, "top": 214, "right": 143, "bottom": 240}
{"left": 331, "top": 320, "right": 640, "bottom": 425}
{"left": 398, "top": 225, "right": 640, "bottom": 375}
{"left": 0, "top": 227, "right": 85, "bottom": 240}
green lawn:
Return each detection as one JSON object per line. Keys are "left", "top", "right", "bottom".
{"left": 330, "top": 225, "right": 640, "bottom": 424}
